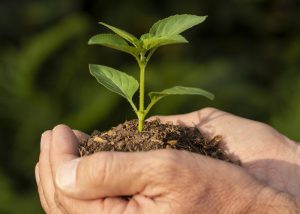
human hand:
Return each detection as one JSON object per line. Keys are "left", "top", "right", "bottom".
{"left": 35, "top": 108, "right": 300, "bottom": 213}
{"left": 153, "top": 107, "right": 300, "bottom": 198}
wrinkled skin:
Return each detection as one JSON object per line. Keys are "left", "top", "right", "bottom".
{"left": 35, "top": 108, "right": 300, "bottom": 213}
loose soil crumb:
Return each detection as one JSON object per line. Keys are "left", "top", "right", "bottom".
{"left": 79, "top": 119, "right": 236, "bottom": 163}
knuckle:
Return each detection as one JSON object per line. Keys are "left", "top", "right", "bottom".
{"left": 150, "top": 150, "right": 181, "bottom": 181}
{"left": 35, "top": 162, "right": 39, "bottom": 171}
{"left": 48, "top": 204, "right": 60, "bottom": 214}
{"left": 249, "top": 121, "right": 277, "bottom": 138}
{"left": 254, "top": 121, "right": 272, "bottom": 131}
{"left": 89, "top": 152, "right": 115, "bottom": 186}
{"left": 53, "top": 191, "right": 67, "bottom": 213}
{"left": 54, "top": 191, "right": 62, "bottom": 207}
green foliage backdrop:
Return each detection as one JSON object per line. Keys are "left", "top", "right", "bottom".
{"left": 0, "top": 0, "right": 299, "bottom": 212}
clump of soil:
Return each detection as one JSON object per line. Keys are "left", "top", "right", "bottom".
{"left": 79, "top": 119, "right": 235, "bottom": 163}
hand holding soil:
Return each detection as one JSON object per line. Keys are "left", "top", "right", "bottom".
{"left": 35, "top": 108, "right": 300, "bottom": 213}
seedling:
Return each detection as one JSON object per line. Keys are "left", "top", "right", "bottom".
{"left": 89, "top": 14, "right": 214, "bottom": 132}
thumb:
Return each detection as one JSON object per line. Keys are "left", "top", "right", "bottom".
{"left": 55, "top": 150, "right": 163, "bottom": 200}
{"left": 50, "top": 125, "right": 80, "bottom": 181}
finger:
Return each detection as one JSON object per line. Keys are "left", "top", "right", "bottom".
{"left": 50, "top": 125, "right": 80, "bottom": 186}
{"left": 147, "top": 111, "right": 199, "bottom": 125}
{"left": 56, "top": 193, "right": 129, "bottom": 214}
{"left": 150, "top": 108, "right": 290, "bottom": 162}
{"left": 55, "top": 149, "right": 180, "bottom": 200}
{"left": 73, "top": 130, "right": 89, "bottom": 143}
{"left": 148, "top": 107, "right": 227, "bottom": 128}
{"left": 35, "top": 163, "right": 49, "bottom": 213}
{"left": 38, "top": 130, "right": 57, "bottom": 210}
{"left": 148, "top": 107, "right": 243, "bottom": 146}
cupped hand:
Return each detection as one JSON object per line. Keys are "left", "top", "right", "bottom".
{"left": 152, "top": 107, "right": 300, "bottom": 197}
{"left": 35, "top": 108, "right": 300, "bottom": 213}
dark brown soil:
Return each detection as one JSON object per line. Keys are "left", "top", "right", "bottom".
{"left": 79, "top": 119, "right": 236, "bottom": 164}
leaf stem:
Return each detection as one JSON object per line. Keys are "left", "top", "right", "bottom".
{"left": 128, "top": 99, "right": 138, "bottom": 114}
{"left": 146, "top": 48, "right": 157, "bottom": 62}
{"left": 144, "top": 96, "right": 162, "bottom": 118}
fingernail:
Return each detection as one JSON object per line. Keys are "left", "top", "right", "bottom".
{"left": 56, "top": 159, "right": 80, "bottom": 190}
{"left": 40, "top": 131, "right": 50, "bottom": 151}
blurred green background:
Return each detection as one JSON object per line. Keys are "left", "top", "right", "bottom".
{"left": 0, "top": 0, "right": 299, "bottom": 212}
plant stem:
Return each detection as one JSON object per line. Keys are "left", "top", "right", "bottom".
{"left": 138, "top": 116, "right": 144, "bottom": 132}
{"left": 139, "top": 64, "right": 145, "bottom": 114}
{"left": 138, "top": 54, "right": 146, "bottom": 132}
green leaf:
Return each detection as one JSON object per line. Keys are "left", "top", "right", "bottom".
{"left": 89, "top": 64, "right": 139, "bottom": 101}
{"left": 149, "top": 86, "right": 214, "bottom": 102}
{"left": 149, "top": 14, "right": 207, "bottom": 37}
{"left": 140, "top": 33, "right": 152, "bottom": 40}
{"left": 99, "top": 22, "right": 140, "bottom": 47}
{"left": 88, "top": 33, "right": 140, "bottom": 56}
{"left": 144, "top": 86, "right": 214, "bottom": 118}
{"left": 141, "top": 34, "right": 188, "bottom": 50}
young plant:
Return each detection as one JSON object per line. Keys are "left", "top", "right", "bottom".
{"left": 89, "top": 14, "right": 214, "bottom": 132}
